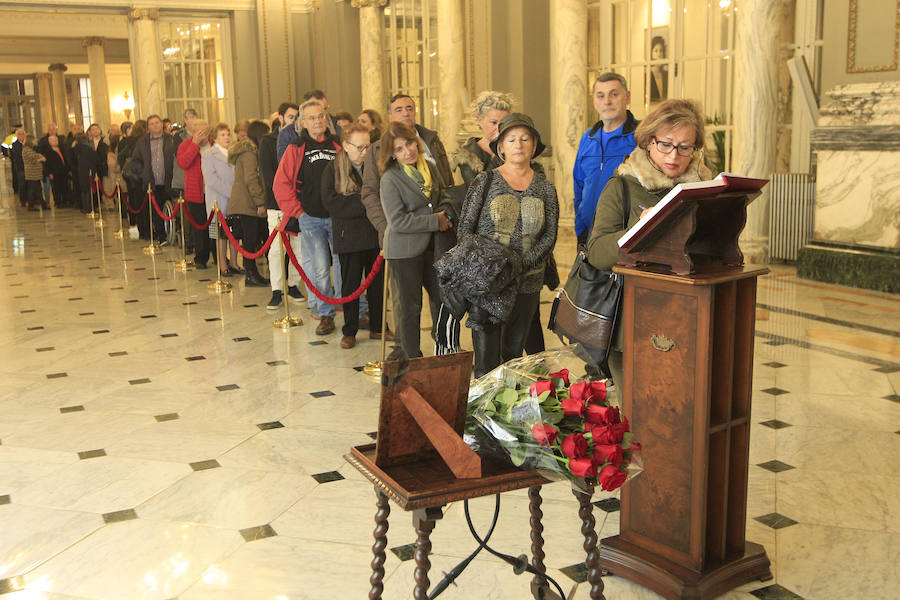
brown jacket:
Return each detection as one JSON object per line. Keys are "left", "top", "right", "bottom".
{"left": 227, "top": 139, "right": 265, "bottom": 217}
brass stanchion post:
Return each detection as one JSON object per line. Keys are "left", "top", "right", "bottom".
{"left": 208, "top": 202, "right": 232, "bottom": 293}
{"left": 113, "top": 184, "right": 125, "bottom": 239}
{"left": 86, "top": 172, "right": 97, "bottom": 219}
{"left": 274, "top": 227, "right": 302, "bottom": 330}
{"left": 143, "top": 184, "right": 161, "bottom": 255}
{"left": 364, "top": 256, "right": 389, "bottom": 376}
{"left": 174, "top": 195, "right": 194, "bottom": 272}
{"left": 94, "top": 176, "right": 105, "bottom": 228}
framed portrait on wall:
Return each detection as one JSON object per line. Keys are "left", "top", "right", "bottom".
{"left": 647, "top": 26, "right": 669, "bottom": 104}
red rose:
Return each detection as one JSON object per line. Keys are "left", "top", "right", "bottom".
{"left": 568, "top": 457, "right": 598, "bottom": 479}
{"left": 598, "top": 464, "right": 628, "bottom": 491}
{"left": 549, "top": 369, "right": 570, "bottom": 387}
{"left": 610, "top": 417, "right": 630, "bottom": 441}
{"left": 592, "top": 444, "right": 623, "bottom": 467}
{"left": 531, "top": 423, "right": 558, "bottom": 446}
{"left": 529, "top": 379, "right": 555, "bottom": 398}
{"left": 560, "top": 396, "right": 585, "bottom": 417}
{"left": 584, "top": 404, "right": 620, "bottom": 425}
{"left": 589, "top": 381, "right": 608, "bottom": 402}
{"left": 569, "top": 381, "right": 589, "bottom": 403}
{"left": 561, "top": 433, "right": 588, "bottom": 459}
{"left": 591, "top": 424, "right": 618, "bottom": 445}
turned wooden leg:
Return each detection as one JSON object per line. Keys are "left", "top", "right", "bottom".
{"left": 369, "top": 488, "right": 391, "bottom": 600}
{"left": 412, "top": 507, "right": 441, "bottom": 600}
{"left": 529, "top": 485, "right": 551, "bottom": 598}
{"left": 573, "top": 486, "right": 606, "bottom": 600}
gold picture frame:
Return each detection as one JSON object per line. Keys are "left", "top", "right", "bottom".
{"left": 847, "top": 0, "right": 900, "bottom": 73}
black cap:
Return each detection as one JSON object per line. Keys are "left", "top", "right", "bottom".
{"left": 489, "top": 112, "right": 546, "bottom": 159}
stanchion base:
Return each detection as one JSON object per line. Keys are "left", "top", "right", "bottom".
{"left": 94, "top": 219, "right": 105, "bottom": 228}
{"left": 363, "top": 361, "right": 382, "bottom": 377}
{"left": 113, "top": 230, "right": 125, "bottom": 240}
{"left": 174, "top": 259, "right": 195, "bottom": 272}
{"left": 143, "top": 243, "right": 162, "bottom": 255}
{"left": 86, "top": 211, "right": 96, "bottom": 219}
{"left": 274, "top": 316, "right": 303, "bottom": 330}
{"left": 208, "top": 280, "right": 233, "bottom": 293}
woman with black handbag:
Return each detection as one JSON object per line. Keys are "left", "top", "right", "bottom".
{"left": 586, "top": 98, "right": 712, "bottom": 387}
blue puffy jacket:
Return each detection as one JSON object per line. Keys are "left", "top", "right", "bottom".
{"left": 572, "top": 111, "right": 638, "bottom": 237}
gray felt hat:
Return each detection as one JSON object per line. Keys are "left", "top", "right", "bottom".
{"left": 490, "top": 112, "right": 546, "bottom": 159}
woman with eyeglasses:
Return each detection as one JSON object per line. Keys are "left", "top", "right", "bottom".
{"left": 586, "top": 98, "right": 712, "bottom": 386}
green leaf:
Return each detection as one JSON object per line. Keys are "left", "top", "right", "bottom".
{"left": 508, "top": 443, "right": 529, "bottom": 467}
{"left": 621, "top": 432, "right": 633, "bottom": 449}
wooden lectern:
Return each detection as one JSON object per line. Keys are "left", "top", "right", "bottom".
{"left": 597, "top": 177, "right": 773, "bottom": 599}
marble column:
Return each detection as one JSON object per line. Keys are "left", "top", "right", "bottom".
{"left": 550, "top": 0, "right": 587, "bottom": 228}
{"left": 35, "top": 73, "right": 54, "bottom": 134}
{"left": 437, "top": 0, "right": 465, "bottom": 156}
{"left": 83, "top": 37, "right": 112, "bottom": 131}
{"left": 48, "top": 63, "right": 69, "bottom": 130}
{"left": 128, "top": 8, "right": 164, "bottom": 118}
{"left": 732, "top": 0, "right": 780, "bottom": 263}
{"left": 353, "top": 0, "right": 387, "bottom": 114}
{"left": 256, "top": 0, "right": 297, "bottom": 110}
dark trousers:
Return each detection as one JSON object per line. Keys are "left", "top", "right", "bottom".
{"left": 239, "top": 213, "right": 267, "bottom": 270}
{"left": 50, "top": 176, "right": 68, "bottom": 207}
{"left": 15, "top": 171, "right": 27, "bottom": 206}
{"left": 26, "top": 180, "right": 43, "bottom": 208}
{"left": 187, "top": 201, "right": 211, "bottom": 265}
{"left": 339, "top": 248, "right": 384, "bottom": 337}
{"left": 139, "top": 185, "right": 168, "bottom": 240}
{"left": 80, "top": 188, "right": 94, "bottom": 213}
{"left": 388, "top": 247, "right": 441, "bottom": 359}
{"left": 126, "top": 180, "right": 142, "bottom": 226}
{"left": 472, "top": 291, "right": 541, "bottom": 378}
{"left": 523, "top": 305, "right": 546, "bottom": 354}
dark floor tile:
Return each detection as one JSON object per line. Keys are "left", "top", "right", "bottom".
{"left": 92, "top": 329, "right": 110, "bottom": 334}
{"left": 390, "top": 543, "right": 417, "bottom": 561}
{"left": 13, "top": 295, "right": 27, "bottom": 298}
{"left": 753, "top": 512, "right": 798, "bottom": 530}
{"left": 761, "top": 387, "right": 790, "bottom": 396}
{"left": 310, "top": 390, "right": 335, "bottom": 398}
{"left": 205, "top": 317, "right": 221, "bottom": 322}
{"left": 243, "top": 304, "right": 259, "bottom": 308}
{"left": 559, "top": 562, "right": 588, "bottom": 583}
{"left": 102, "top": 508, "right": 138, "bottom": 524}
{"left": 67, "top": 297, "right": 83, "bottom": 301}
{"left": 27, "top": 326, "right": 44, "bottom": 331}
{"left": 750, "top": 583, "right": 805, "bottom": 599}
{"left": 763, "top": 361, "right": 787, "bottom": 368}
{"left": 110, "top": 286, "right": 124, "bottom": 290}
{"left": 0, "top": 494, "right": 10, "bottom": 506}
{"left": 366, "top": 431, "right": 377, "bottom": 440}
{"left": 46, "top": 372, "right": 67, "bottom": 379}
{"left": 78, "top": 449, "right": 106, "bottom": 460}
{"left": 186, "top": 355, "right": 206, "bottom": 361}
{"left": 20, "top": 309, "right": 35, "bottom": 314}
{"left": 124, "top": 299, "right": 138, "bottom": 304}
{"left": 140, "top": 314, "right": 157, "bottom": 319}
{"left": 593, "top": 497, "right": 621, "bottom": 513}
{"left": 240, "top": 524, "right": 278, "bottom": 542}
{"left": 183, "top": 301, "right": 198, "bottom": 305}
{"left": 266, "top": 360, "right": 287, "bottom": 366}
{"left": 147, "top": 277, "right": 160, "bottom": 281}
{"left": 133, "top": 267, "right": 146, "bottom": 271}
{"left": 757, "top": 460, "right": 796, "bottom": 473}
{"left": 79, "top": 312, "right": 95, "bottom": 316}
{"left": 312, "top": 471, "right": 345, "bottom": 484}
{"left": 233, "top": 337, "right": 251, "bottom": 342}
{"left": 190, "top": 459, "right": 221, "bottom": 471}
{"left": 154, "top": 413, "right": 179, "bottom": 422}
{"left": 36, "top": 346, "right": 54, "bottom": 352}
{"left": 257, "top": 421, "right": 285, "bottom": 431}
{"left": 163, "top": 288, "right": 176, "bottom": 292}
{"left": 759, "top": 419, "right": 792, "bottom": 430}
{"left": 353, "top": 365, "right": 365, "bottom": 372}
{"left": 309, "top": 340, "right": 327, "bottom": 346}
{"left": 59, "top": 405, "right": 85, "bottom": 414}
{"left": 216, "top": 384, "right": 239, "bottom": 391}
{"left": 160, "top": 333, "right": 178, "bottom": 338}
{"left": 198, "top": 278, "right": 211, "bottom": 282}
{"left": 884, "top": 394, "right": 900, "bottom": 404}
{"left": 129, "top": 378, "right": 151, "bottom": 385}
{"left": 59, "top": 285, "right": 72, "bottom": 289}
{"left": 109, "top": 351, "right": 128, "bottom": 357}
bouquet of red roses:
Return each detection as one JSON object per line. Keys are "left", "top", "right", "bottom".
{"left": 465, "top": 347, "right": 641, "bottom": 491}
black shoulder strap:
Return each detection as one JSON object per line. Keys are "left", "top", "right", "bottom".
{"left": 619, "top": 176, "right": 631, "bottom": 230}
{"left": 481, "top": 169, "right": 493, "bottom": 204}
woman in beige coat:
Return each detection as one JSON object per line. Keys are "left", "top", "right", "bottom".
{"left": 228, "top": 119, "right": 271, "bottom": 287}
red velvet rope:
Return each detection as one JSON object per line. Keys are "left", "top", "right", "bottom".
{"left": 124, "top": 192, "right": 149, "bottom": 214}
{"left": 215, "top": 209, "right": 279, "bottom": 260}
{"left": 182, "top": 203, "right": 215, "bottom": 230}
{"left": 149, "top": 191, "right": 178, "bottom": 221}
{"left": 280, "top": 230, "right": 384, "bottom": 305}
{"left": 96, "top": 178, "right": 119, "bottom": 200}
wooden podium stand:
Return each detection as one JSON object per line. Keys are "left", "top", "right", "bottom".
{"left": 597, "top": 181, "right": 773, "bottom": 599}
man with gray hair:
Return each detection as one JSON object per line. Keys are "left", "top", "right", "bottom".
{"left": 572, "top": 72, "right": 638, "bottom": 246}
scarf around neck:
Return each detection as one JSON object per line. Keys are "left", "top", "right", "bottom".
{"left": 401, "top": 153, "right": 432, "bottom": 197}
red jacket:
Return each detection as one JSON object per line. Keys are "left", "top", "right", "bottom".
{"left": 176, "top": 138, "right": 205, "bottom": 204}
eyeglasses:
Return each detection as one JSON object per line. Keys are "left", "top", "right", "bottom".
{"left": 304, "top": 114, "right": 327, "bottom": 122}
{"left": 651, "top": 139, "right": 696, "bottom": 157}
{"left": 345, "top": 141, "right": 370, "bottom": 153}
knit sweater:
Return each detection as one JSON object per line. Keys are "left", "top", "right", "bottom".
{"left": 457, "top": 169, "right": 559, "bottom": 294}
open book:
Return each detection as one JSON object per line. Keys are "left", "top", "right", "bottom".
{"left": 617, "top": 172, "right": 768, "bottom": 249}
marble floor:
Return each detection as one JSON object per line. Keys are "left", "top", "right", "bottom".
{"left": 0, "top": 157, "right": 898, "bottom": 600}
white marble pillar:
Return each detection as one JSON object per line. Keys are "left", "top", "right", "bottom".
{"left": 732, "top": 0, "right": 780, "bottom": 263}
{"left": 129, "top": 8, "right": 164, "bottom": 118}
{"left": 353, "top": 0, "right": 387, "bottom": 114}
{"left": 83, "top": 37, "right": 112, "bottom": 131}
{"left": 35, "top": 73, "right": 54, "bottom": 134}
{"left": 48, "top": 63, "right": 69, "bottom": 130}
{"left": 437, "top": 0, "right": 465, "bottom": 156}
{"left": 550, "top": 0, "right": 588, "bottom": 228}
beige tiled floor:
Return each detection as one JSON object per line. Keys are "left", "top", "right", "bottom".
{"left": 0, "top": 157, "right": 898, "bottom": 599}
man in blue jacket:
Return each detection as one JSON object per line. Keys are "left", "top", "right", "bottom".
{"left": 572, "top": 72, "right": 638, "bottom": 246}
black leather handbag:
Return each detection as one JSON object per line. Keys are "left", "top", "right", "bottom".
{"left": 548, "top": 177, "right": 630, "bottom": 377}
{"left": 224, "top": 214, "right": 243, "bottom": 239}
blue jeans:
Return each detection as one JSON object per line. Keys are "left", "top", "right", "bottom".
{"left": 297, "top": 214, "right": 336, "bottom": 318}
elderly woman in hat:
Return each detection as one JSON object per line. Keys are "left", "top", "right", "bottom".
{"left": 456, "top": 113, "right": 559, "bottom": 377}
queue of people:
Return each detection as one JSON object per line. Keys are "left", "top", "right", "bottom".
{"left": 9, "top": 74, "right": 715, "bottom": 386}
